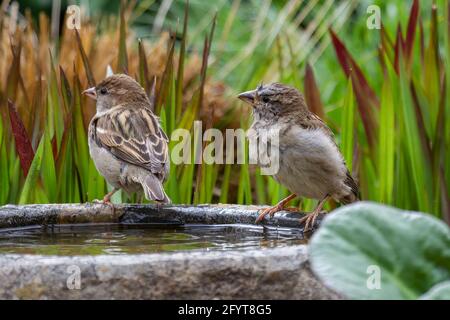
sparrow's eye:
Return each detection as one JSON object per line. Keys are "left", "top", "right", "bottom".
{"left": 262, "top": 96, "right": 270, "bottom": 103}
{"left": 100, "top": 87, "right": 108, "bottom": 95}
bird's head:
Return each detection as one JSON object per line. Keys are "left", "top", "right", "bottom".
{"left": 238, "top": 83, "right": 308, "bottom": 120}
{"left": 83, "top": 74, "right": 149, "bottom": 113}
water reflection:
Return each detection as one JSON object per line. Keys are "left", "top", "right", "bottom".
{"left": 0, "top": 223, "right": 307, "bottom": 256}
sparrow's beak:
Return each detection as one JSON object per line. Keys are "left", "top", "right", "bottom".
{"left": 83, "top": 87, "right": 97, "bottom": 100}
{"left": 238, "top": 90, "right": 257, "bottom": 105}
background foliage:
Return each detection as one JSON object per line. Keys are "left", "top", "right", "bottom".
{"left": 0, "top": 0, "right": 449, "bottom": 224}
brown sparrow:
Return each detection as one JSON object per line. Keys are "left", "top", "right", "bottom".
{"left": 83, "top": 74, "right": 171, "bottom": 204}
{"left": 238, "top": 83, "right": 358, "bottom": 230}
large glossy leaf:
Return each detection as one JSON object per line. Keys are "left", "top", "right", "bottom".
{"left": 420, "top": 281, "right": 450, "bottom": 300}
{"left": 309, "top": 202, "right": 450, "bottom": 300}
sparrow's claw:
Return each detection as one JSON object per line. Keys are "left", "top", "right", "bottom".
{"left": 92, "top": 198, "right": 115, "bottom": 214}
{"left": 256, "top": 204, "right": 283, "bottom": 223}
{"left": 255, "top": 194, "right": 298, "bottom": 223}
{"left": 300, "top": 195, "right": 330, "bottom": 232}
{"left": 299, "top": 210, "right": 321, "bottom": 232}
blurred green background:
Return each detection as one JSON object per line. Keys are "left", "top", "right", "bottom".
{"left": 2, "top": 0, "right": 449, "bottom": 223}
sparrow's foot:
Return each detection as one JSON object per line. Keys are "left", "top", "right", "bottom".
{"left": 299, "top": 195, "right": 330, "bottom": 232}
{"left": 299, "top": 210, "right": 321, "bottom": 232}
{"left": 256, "top": 205, "right": 283, "bottom": 223}
{"left": 255, "top": 194, "right": 298, "bottom": 223}
{"left": 93, "top": 188, "right": 120, "bottom": 212}
{"left": 92, "top": 198, "right": 115, "bottom": 212}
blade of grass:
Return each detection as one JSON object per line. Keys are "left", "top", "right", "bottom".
{"left": 340, "top": 77, "right": 355, "bottom": 173}
{"left": 175, "top": 0, "right": 189, "bottom": 121}
{"left": 42, "top": 127, "right": 57, "bottom": 202}
{"left": 5, "top": 38, "right": 21, "bottom": 103}
{"left": 138, "top": 40, "right": 150, "bottom": 94}
{"left": 19, "top": 134, "right": 44, "bottom": 204}
{"left": 378, "top": 65, "right": 395, "bottom": 204}
{"left": 405, "top": 0, "right": 419, "bottom": 68}
{"left": 118, "top": 0, "right": 129, "bottom": 74}
{"left": 72, "top": 73, "right": 90, "bottom": 200}
{"left": 399, "top": 58, "right": 433, "bottom": 214}
{"left": 0, "top": 118, "right": 9, "bottom": 204}
{"left": 304, "top": 63, "right": 325, "bottom": 119}
{"left": 75, "top": 30, "right": 96, "bottom": 87}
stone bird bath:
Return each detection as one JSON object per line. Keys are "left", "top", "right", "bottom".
{"left": 0, "top": 204, "right": 338, "bottom": 299}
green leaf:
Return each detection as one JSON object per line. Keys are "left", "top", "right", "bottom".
{"left": 377, "top": 65, "right": 395, "bottom": 204}
{"left": 19, "top": 135, "right": 45, "bottom": 204}
{"left": 41, "top": 130, "right": 57, "bottom": 202}
{"left": 419, "top": 281, "right": 450, "bottom": 300}
{"left": 309, "top": 202, "right": 450, "bottom": 300}
{"left": 48, "top": 50, "right": 64, "bottom": 149}
{"left": 87, "top": 159, "right": 105, "bottom": 201}
{"left": 398, "top": 61, "right": 433, "bottom": 213}
{"left": 0, "top": 119, "right": 9, "bottom": 204}
{"left": 72, "top": 75, "right": 90, "bottom": 200}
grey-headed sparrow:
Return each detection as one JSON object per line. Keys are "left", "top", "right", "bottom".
{"left": 238, "top": 83, "right": 358, "bottom": 230}
{"left": 83, "top": 74, "right": 171, "bottom": 204}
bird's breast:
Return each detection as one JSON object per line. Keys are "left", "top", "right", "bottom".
{"left": 274, "top": 126, "right": 348, "bottom": 199}
{"left": 88, "top": 133, "right": 123, "bottom": 187}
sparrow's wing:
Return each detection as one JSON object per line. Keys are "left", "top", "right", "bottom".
{"left": 92, "top": 106, "right": 169, "bottom": 176}
{"left": 300, "top": 112, "right": 335, "bottom": 140}
{"left": 300, "top": 112, "right": 359, "bottom": 199}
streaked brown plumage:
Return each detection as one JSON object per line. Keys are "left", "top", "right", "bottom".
{"left": 238, "top": 83, "right": 358, "bottom": 230}
{"left": 84, "top": 74, "right": 170, "bottom": 204}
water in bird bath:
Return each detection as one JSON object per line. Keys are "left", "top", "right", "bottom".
{"left": 0, "top": 223, "right": 306, "bottom": 256}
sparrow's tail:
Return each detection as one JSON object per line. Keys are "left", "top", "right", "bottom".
{"left": 339, "top": 170, "right": 360, "bottom": 205}
{"left": 141, "top": 173, "right": 171, "bottom": 204}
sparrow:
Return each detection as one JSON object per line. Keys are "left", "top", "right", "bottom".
{"left": 238, "top": 83, "right": 358, "bottom": 230}
{"left": 83, "top": 74, "right": 171, "bottom": 204}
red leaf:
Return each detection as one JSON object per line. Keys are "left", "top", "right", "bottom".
{"left": 329, "top": 29, "right": 379, "bottom": 109}
{"left": 51, "top": 135, "right": 58, "bottom": 160}
{"left": 304, "top": 63, "right": 325, "bottom": 119}
{"left": 8, "top": 100, "right": 35, "bottom": 176}
{"left": 329, "top": 29, "right": 379, "bottom": 148}
{"left": 405, "top": 0, "right": 419, "bottom": 63}
{"left": 330, "top": 29, "right": 352, "bottom": 77}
